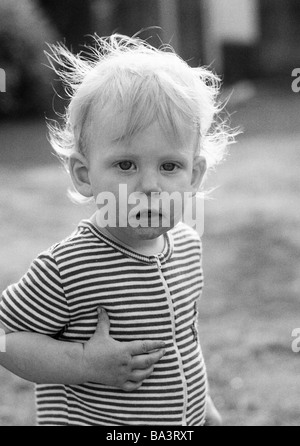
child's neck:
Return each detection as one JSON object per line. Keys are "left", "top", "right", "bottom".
{"left": 90, "top": 214, "right": 165, "bottom": 257}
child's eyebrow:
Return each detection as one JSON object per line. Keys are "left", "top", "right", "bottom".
{"left": 105, "top": 151, "right": 190, "bottom": 162}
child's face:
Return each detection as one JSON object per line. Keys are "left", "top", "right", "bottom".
{"left": 72, "top": 119, "right": 206, "bottom": 241}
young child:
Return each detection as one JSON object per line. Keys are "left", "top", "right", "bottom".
{"left": 0, "top": 34, "right": 232, "bottom": 426}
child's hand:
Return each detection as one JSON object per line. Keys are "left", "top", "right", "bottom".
{"left": 204, "top": 395, "right": 222, "bottom": 426}
{"left": 81, "top": 308, "right": 166, "bottom": 391}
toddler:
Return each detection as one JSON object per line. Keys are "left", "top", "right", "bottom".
{"left": 0, "top": 34, "right": 233, "bottom": 426}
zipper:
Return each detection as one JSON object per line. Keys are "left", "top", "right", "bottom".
{"left": 155, "top": 254, "right": 162, "bottom": 269}
{"left": 155, "top": 255, "right": 188, "bottom": 426}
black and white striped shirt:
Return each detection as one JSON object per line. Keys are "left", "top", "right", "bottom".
{"left": 0, "top": 220, "right": 207, "bottom": 426}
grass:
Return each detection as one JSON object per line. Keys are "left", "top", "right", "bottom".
{"left": 0, "top": 85, "right": 300, "bottom": 425}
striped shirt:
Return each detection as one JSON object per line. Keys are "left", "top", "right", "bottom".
{"left": 0, "top": 220, "right": 207, "bottom": 426}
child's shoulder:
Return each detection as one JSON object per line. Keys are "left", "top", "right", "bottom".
{"left": 170, "top": 222, "right": 202, "bottom": 245}
{"left": 45, "top": 219, "right": 101, "bottom": 259}
{"left": 13, "top": 220, "right": 106, "bottom": 288}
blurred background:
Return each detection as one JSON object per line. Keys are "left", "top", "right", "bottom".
{"left": 0, "top": 0, "right": 299, "bottom": 426}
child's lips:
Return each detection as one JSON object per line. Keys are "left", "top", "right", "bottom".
{"left": 136, "top": 210, "right": 163, "bottom": 219}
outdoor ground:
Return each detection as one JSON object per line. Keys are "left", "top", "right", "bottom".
{"left": 0, "top": 82, "right": 299, "bottom": 426}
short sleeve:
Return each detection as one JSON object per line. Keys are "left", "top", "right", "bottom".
{"left": 0, "top": 252, "right": 69, "bottom": 335}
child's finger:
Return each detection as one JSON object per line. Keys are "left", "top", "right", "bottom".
{"left": 122, "top": 381, "right": 144, "bottom": 393}
{"left": 129, "top": 366, "right": 155, "bottom": 382}
{"left": 93, "top": 307, "right": 110, "bottom": 338}
{"left": 130, "top": 349, "right": 165, "bottom": 370}
{"left": 128, "top": 340, "right": 166, "bottom": 356}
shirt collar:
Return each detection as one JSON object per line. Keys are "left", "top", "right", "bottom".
{"left": 79, "top": 219, "right": 174, "bottom": 265}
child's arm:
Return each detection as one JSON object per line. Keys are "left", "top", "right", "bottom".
{"left": 204, "top": 395, "right": 222, "bottom": 426}
{"left": 0, "top": 308, "right": 165, "bottom": 391}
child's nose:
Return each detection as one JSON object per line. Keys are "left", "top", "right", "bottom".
{"left": 136, "top": 170, "right": 162, "bottom": 195}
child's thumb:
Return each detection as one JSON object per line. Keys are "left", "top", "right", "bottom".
{"left": 94, "top": 307, "right": 110, "bottom": 338}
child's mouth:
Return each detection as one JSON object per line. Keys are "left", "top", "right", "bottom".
{"left": 136, "top": 210, "right": 162, "bottom": 220}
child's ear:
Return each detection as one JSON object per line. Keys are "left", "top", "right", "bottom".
{"left": 68, "top": 153, "right": 93, "bottom": 198}
{"left": 191, "top": 156, "right": 207, "bottom": 193}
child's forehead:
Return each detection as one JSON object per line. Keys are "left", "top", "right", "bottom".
{"left": 89, "top": 113, "right": 198, "bottom": 156}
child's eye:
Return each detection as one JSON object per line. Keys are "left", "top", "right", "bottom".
{"left": 161, "top": 163, "right": 179, "bottom": 172}
{"left": 117, "top": 161, "right": 135, "bottom": 171}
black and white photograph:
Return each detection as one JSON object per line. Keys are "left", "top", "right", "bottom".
{"left": 0, "top": 0, "right": 299, "bottom": 428}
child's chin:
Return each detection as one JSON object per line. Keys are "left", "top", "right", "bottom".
{"left": 131, "top": 226, "right": 170, "bottom": 240}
